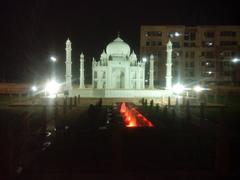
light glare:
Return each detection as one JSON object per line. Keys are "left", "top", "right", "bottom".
{"left": 50, "top": 56, "right": 57, "bottom": 62}
{"left": 174, "top": 32, "right": 180, "bottom": 37}
{"left": 232, "top": 58, "right": 240, "bottom": 63}
{"left": 31, "top": 86, "right": 37, "bottom": 92}
{"left": 193, "top": 85, "right": 204, "bottom": 92}
{"left": 45, "top": 80, "right": 60, "bottom": 97}
{"left": 172, "top": 83, "right": 185, "bottom": 94}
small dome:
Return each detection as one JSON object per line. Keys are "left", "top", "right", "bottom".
{"left": 106, "top": 37, "right": 130, "bottom": 57}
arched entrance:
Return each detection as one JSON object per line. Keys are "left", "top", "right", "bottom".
{"left": 112, "top": 70, "right": 125, "bottom": 89}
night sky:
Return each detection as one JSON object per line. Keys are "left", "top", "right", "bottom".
{"left": 1, "top": 0, "right": 239, "bottom": 83}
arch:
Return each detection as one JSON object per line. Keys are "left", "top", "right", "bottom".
{"left": 112, "top": 69, "right": 125, "bottom": 89}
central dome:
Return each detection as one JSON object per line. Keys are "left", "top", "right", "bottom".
{"left": 106, "top": 37, "right": 131, "bottom": 56}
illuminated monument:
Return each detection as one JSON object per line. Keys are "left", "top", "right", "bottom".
{"left": 65, "top": 35, "right": 173, "bottom": 97}
{"left": 92, "top": 36, "right": 145, "bottom": 89}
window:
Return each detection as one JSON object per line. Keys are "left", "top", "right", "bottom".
{"left": 190, "top": 52, "right": 195, "bottom": 58}
{"left": 220, "top": 41, "right": 237, "bottom": 46}
{"left": 146, "top": 41, "right": 150, "bottom": 46}
{"left": 172, "top": 42, "right": 180, "bottom": 48}
{"left": 157, "top": 41, "right": 162, "bottom": 46}
{"left": 204, "top": 32, "right": 215, "bottom": 38}
{"left": 190, "top": 61, "right": 194, "bottom": 67}
{"left": 224, "top": 71, "right": 231, "bottom": 76}
{"left": 223, "top": 61, "right": 230, "bottom": 66}
{"left": 202, "top": 51, "right": 214, "bottom": 58}
{"left": 220, "top": 31, "right": 236, "bottom": 37}
{"left": 151, "top": 41, "right": 156, "bottom": 46}
{"left": 184, "top": 32, "right": 196, "bottom": 41}
{"left": 145, "top": 31, "right": 162, "bottom": 37}
{"left": 185, "top": 70, "right": 195, "bottom": 77}
{"left": 190, "top": 42, "right": 195, "bottom": 47}
{"left": 222, "top": 51, "right": 235, "bottom": 57}
{"left": 185, "top": 61, "right": 194, "bottom": 68}
{"left": 202, "top": 41, "right": 214, "bottom": 47}
{"left": 206, "top": 61, "right": 215, "bottom": 68}
{"left": 184, "top": 42, "right": 195, "bottom": 47}
{"left": 94, "top": 81, "right": 97, "bottom": 88}
{"left": 103, "top": 82, "right": 106, "bottom": 88}
{"left": 185, "top": 52, "right": 189, "bottom": 58}
{"left": 173, "top": 51, "right": 180, "bottom": 58}
{"left": 184, "top": 42, "right": 189, "bottom": 47}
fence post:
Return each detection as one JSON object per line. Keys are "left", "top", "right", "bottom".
{"left": 69, "top": 97, "right": 73, "bottom": 110}
{"left": 63, "top": 97, "right": 67, "bottom": 115}
{"left": 186, "top": 99, "right": 190, "bottom": 123}
{"left": 200, "top": 102, "right": 205, "bottom": 127}
{"left": 168, "top": 96, "right": 171, "bottom": 107}
{"left": 74, "top": 96, "right": 77, "bottom": 106}
{"left": 78, "top": 95, "right": 80, "bottom": 105}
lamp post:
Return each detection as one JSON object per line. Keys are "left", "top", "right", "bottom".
{"left": 231, "top": 58, "right": 240, "bottom": 84}
{"left": 50, "top": 56, "right": 57, "bottom": 79}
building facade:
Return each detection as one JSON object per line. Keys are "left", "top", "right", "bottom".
{"left": 92, "top": 36, "right": 145, "bottom": 89}
{"left": 140, "top": 25, "right": 240, "bottom": 86}
{"left": 64, "top": 35, "right": 175, "bottom": 97}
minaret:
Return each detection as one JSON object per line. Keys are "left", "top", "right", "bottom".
{"left": 149, "top": 54, "right": 154, "bottom": 89}
{"left": 79, "top": 53, "right": 85, "bottom": 88}
{"left": 65, "top": 38, "right": 72, "bottom": 90}
{"left": 166, "top": 40, "right": 173, "bottom": 89}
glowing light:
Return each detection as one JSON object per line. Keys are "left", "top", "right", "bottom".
{"left": 31, "top": 86, "right": 37, "bottom": 92}
{"left": 172, "top": 83, "right": 185, "bottom": 94}
{"left": 193, "top": 85, "right": 204, "bottom": 92}
{"left": 208, "top": 71, "right": 213, "bottom": 75}
{"left": 232, "top": 58, "right": 240, "bottom": 63}
{"left": 119, "top": 102, "right": 154, "bottom": 128}
{"left": 208, "top": 42, "right": 213, "bottom": 46}
{"left": 50, "top": 56, "right": 57, "bottom": 62}
{"left": 142, "top": 57, "right": 147, "bottom": 62}
{"left": 45, "top": 80, "right": 60, "bottom": 97}
{"left": 174, "top": 32, "right": 181, "bottom": 37}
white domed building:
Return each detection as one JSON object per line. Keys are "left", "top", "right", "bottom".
{"left": 92, "top": 36, "right": 145, "bottom": 89}
{"left": 64, "top": 35, "right": 173, "bottom": 98}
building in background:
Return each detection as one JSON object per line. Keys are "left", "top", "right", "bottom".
{"left": 140, "top": 25, "right": 240, "bottom": 87}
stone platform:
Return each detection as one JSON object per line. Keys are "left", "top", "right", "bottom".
{"left": 70, "top": 88, "right": 172, "bottom": 98}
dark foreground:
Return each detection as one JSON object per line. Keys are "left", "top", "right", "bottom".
{"left": 1, "top": 98, "right": 240, "bottom": 180}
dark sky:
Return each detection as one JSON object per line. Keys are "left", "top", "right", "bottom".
{"left": 1, "top": 0, "right": 239, "bottom": 83}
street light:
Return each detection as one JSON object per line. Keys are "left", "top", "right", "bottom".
{"left": 50, "top": 56, "right": 57, "bottom": 62}
{"left": 31, "top": 85, "right": 38, "bottom": 92}
{"left": 172, "top": 83, "right": 185, "bottom": 94}
{"left": 232, "top": 58, "right": 240, "bottom": 63}
{"left": 174, "top": 32, "right": 181, "bottom": 37}
{"left": 45, "top": 80, "right": 60, "bottom": 98}
{"left": 193, "top": 85, "right": 204, "bottom": 93}
{"left": 142, "top": 57, "right": 147, "bottom": 63}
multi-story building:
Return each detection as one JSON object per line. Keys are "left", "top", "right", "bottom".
{"left": 140, "top": 26, "right": 240, "bottom": 87}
